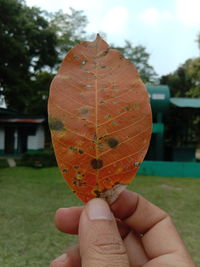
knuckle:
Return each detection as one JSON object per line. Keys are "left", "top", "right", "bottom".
{"left": 90, "top": 234, "right": 126, "bottom": 256}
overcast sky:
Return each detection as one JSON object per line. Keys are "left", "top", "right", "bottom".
{"left": 25, "top": 0, "right": 200, "bottom": 76}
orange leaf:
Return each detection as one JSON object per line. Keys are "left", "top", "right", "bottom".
{"left": 48, "top": 35, "right": 152, "bottom": 203}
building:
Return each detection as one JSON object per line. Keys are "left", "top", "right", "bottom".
{"left": 0, "top": 108, "right": 45, "bottom": 155}
{"left": 146, "top": 85, "right": 200, "bottom": 162}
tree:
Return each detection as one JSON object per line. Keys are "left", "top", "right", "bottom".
{"left": 29, "top": 72, "right": 54, "bottom": 115}
{"left": 0, "top": 1, "right": 89, "bottom": 115}
{"left": 0, "top": 0, "right": 58, "bottom": 113}
{"left": 113, "top": 41, "right": 158, "bottom": 84}
{"left": 160, "top": 61, "right": 190, "bottom": 97}
{"left": 197, "top": 32, "right": 200, "bottom": 53}
{"left": 48, "top": 8, "right": 88, "bottom": 60}
{"left": 0, "top": 1, "right": 157, "bottom": 115}
{"left": 185, "top": 58, "right": 200, "bottom": 98}
{"left": 161, "top": 32, "right": 200, "bottom": 98}
{"left": 161, "top": 34, "right": 200, "bottom": 147}
{"left": 160, "top": 58, "right": 200, "bottom": 97}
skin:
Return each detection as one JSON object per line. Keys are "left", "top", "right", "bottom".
{"left": 50, "top": 190, "right": 195, "bottom": 267}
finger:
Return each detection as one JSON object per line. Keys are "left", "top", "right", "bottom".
{"left": 112, "top": 190, "right": 168, "bottom": 234}
{"left": 116, "top": 218, "right": 131, "bottom": 239}
{"left": 66, "top": 244, "right": 81, "bottom": 267}
{"left": 111, "top": 189, "right": 141, "bottom": 220}
{"left": 124, "top": 231, "right": 149, "bottom": 266}
{"left": 111, "top": 190, "right": 193, "bottom": 262}
{"left": 141, "top": 216, "right": 194, "bottom": 261}
{"left": 50, "top": 253, "right": 68, "bottom": 267}
{"left": 79, "top": 198, "right": 129, "bottom": 267}
{"left": 55, "top": 190, "right": 139, "bottom": 235}
{"left": 55, "top": 207, "right": 131, "bottom": 238}
{"left": 55, "top": 207, "right": 83, "bottom": 234}
{"left": 50, "top": 245, "right": 81, "bottom": 267}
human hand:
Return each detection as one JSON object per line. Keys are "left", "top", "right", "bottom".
{"left": 50, "top": 190, "right": 194, "bottom": 267}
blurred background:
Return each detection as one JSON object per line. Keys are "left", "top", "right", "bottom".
{"left": 0, "top": 0, "right": 199, "bottom": 166}
{"left": 0, "top": 0, "right": 200, "bottom": 266}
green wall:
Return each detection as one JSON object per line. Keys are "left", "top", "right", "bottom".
{"left": 138, "top": 161, "right": 200, "bottom": 178}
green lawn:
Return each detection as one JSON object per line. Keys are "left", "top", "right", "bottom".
{"left": 0, "top": 167, "right": 200, "bottom": 266}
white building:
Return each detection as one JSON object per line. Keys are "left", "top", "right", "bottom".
{"left": 0, "top": 108, "right": 45, "bottom": 155}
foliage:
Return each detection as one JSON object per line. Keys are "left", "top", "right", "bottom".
{"left": 161, "top": 58, "right": 200, "bottom": 97}
{"left": 49, "top": 8, "right": 88, "bottom": 58}
{"left": 164, "top": 107, "right": 200, "bottom": 147}
{"left": 29, "top": 72, "right": 54, "bottom": 115}
{"left": 161, "top": 32, "right": 200, "bottom": 98}
{"left": 0, "top": 167, "right": 200, "bottom": 266}
{"left": 161, "top": 35, "right": 200, "bottom": 147}
{"left": 0, "top": 0, "right": 158, "bottom": 115}
{"left": 197, "top": 32, "right": 200, "bottom": 53}
{"left": 113, "top": 41, "right": 158, "bottom": 84}
{"left": 0, "top": 0, "right": 58, "bottom": 113}
{"left": 0, "top": 1, "right": 88, "bottom": 115}
{"left": 0, "top": 158, "right": 9, "bottom": 167}
{"left": 20, "top": 151, "right": 57, "bottom": 167}
{"left": 185, "top": 58, "right": 200, "bottom": 98}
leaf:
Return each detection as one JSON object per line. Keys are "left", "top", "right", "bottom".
{"left": 48, "top": 34, "right": 152, "bottom": 203}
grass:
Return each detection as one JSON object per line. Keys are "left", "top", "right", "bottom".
{"left": 0, "top": 167, "right": 200, "bottom": 266}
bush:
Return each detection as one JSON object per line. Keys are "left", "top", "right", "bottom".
{"left": 0, "top": 159, "right": 9, "bottom": 168}
{"left": 20, "top": 151, "right": 57, "bottom": 168}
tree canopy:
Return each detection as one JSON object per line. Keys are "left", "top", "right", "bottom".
{"left": 161, "top": 58, "right": 200, "bottom": 98}
{"left": 161, "top": 34, "right": 200, "bottom": 147}
{"left": 0, "top": 0, "right": 159, "bottom": 115}
{"left": 113, "top": 41, "right": 157, "bottom": 84}
{"left": 161, "top": 33, "right": 200, "bottom": 98}
{"left": 49, "top": 8, "right": 88, "bottom": 58}
{"left": 0, "top": 0, "right": 58, "bottom": 113}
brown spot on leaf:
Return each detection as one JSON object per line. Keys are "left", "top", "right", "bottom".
{"left": 104, "top": 114, "right": 112, "bottom": 120}
{"left": 69, "top": 146, "right": 78, "bottom": 152}
{"left": 75, "top": 171, "right": 84, "bottom": 180}
{"left": 111, "top": 121, "right": 118, "bottom": 125}
{"left": 73, "top": 180, "right": 86, "bottom": 186}
{"left": 49, "top": 119, "right": 64, "bottom": 131}
{"left": 69, "top": 147, "right": 84, "bottom": 154}
{"left": 80, "top": 108, "right": 89, "bottom": 114}
{"left": 108, "top": 138, "right": 119, "bottom": 148}
{"left": 73, "top": 165, "right": 79, "bottom": 169}
{"left": 91, "top": 158, "right": 103, "bottom": 169}
{"left": 103, "top": 49, "right": 109, "bottom": 56}
{"left": 79, "top": 149, "right": 84, "bottom": 154}
{"left": 73, "top": 56, "right": 79, "bottom": 60}
{"left": 124, "top": 106, "right": 130, "bottom": 111}
{"left": 93, "top": 189, "right": 101, "bottom": 197}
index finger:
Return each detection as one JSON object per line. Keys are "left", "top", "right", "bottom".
{"left": 111, "top": 190, "right": 193, "bottom": 261}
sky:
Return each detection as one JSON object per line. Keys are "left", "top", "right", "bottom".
{"left": 25, "top": 0, "right": 200, "bottom": 76}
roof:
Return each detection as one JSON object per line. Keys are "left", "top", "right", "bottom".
{"left": 0, "top": 118, "right": 45, "bottom": 123}
{"left": 147, "top": 85, "right": 170, "bottom": 91}
{"left": 170, "top": 98, "right": 200, "bottom": 108}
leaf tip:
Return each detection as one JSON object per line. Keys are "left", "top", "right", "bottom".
{"left": 96, "top": 33, "right": 102, "bottom": 40}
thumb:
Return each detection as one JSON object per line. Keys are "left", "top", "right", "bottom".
{"left": 78, "top": 198, "right": 129, "bottom": 267}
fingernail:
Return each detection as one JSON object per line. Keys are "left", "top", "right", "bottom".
{"left": 55, "top": 253, "right": 68, "bottom": 262}
{"left": 86, "top": 198, "right": 113, "bottom": 220}
{"left": 51, "top": 253, "right": 68, "bottom": 267}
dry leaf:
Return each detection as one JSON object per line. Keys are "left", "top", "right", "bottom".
{"left": 48, "top": 34, "right": 152, "bottom": 203}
